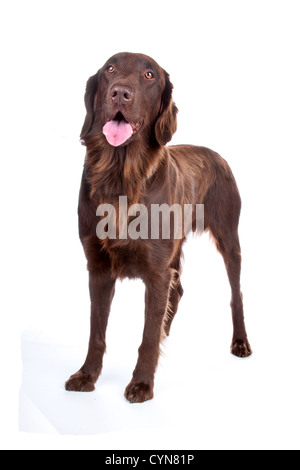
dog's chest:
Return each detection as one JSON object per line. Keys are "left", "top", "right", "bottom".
{"left": 101, "top": 237, "right": 152, "bottom": 280}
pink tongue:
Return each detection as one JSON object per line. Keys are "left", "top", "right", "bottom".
{"left": 103, "top": 120, "right": 133, "bottom": 147}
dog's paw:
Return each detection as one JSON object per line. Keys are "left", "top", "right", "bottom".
{"left": 65, "top": 371, "right": 95, "bottom": 392}
{"left": 231, "top": 338, "right": 253, "bottom": 358}
{"left": 124, "top": 382, "right": 154, "bottom": 404}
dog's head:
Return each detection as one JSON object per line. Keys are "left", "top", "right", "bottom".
{"left": 80, "top": 52, "right": 178, "bottom": 147}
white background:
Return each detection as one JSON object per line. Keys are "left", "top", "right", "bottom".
{"left": 1, "top": 0, "right": 300, "bottom": 450}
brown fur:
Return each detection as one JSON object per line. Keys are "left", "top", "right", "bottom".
{"left": 65, "top": 52, "right": 252, "bottom": 403}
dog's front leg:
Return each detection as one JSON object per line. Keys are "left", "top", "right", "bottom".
{"left": 124, "top": 271, "right": 171, "bottom": 403}
{"left": 65, "top": 272, "right": 116, "bottom": 392}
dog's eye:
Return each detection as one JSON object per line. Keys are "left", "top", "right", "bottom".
{"left": 145, "top": 71, "right": 154, "bottom": 80}
{"left": 107, "top": 65, "right": 115, "bottom": 74}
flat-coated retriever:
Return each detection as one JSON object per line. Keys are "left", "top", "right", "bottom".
{"left": 65, "top": 52, "right": 252, "bottom": 403}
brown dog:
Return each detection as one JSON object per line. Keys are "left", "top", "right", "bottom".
{"left": 65, "top": 52, "right": 252, "bottom": 403}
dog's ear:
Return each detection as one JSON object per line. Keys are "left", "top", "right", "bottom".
{"left": 80, "top": 73, "right": 99, "bottom": 142}
{"left": 154, "top": 71, "right": 178, "bottom": 146}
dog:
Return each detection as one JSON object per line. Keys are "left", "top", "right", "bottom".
{"left": 65, "top": 52, "right": 252, "bottom": 403}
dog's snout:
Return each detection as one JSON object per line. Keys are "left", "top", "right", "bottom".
{"left": 111, "top": 86, "right": 133, "bottom": 104}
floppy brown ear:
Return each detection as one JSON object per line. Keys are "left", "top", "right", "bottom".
{"left": 154, "top": 71, "right": 178, "bottom": 146}
{"left": 80, "top": 73, "right": 99, "bottom": 141}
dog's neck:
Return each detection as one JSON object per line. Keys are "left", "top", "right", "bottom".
{"left": 83, "top": 135, "right": 166, "bottom": 205}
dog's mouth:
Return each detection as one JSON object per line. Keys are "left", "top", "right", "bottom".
{"left": 103, "top": 112, "right": 143, "bottom": 147}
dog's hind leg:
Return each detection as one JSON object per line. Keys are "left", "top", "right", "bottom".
{"left": 214, "top": 229, "right": 252, "bottom": 357}
{"left": 164, "top": 277, "right": 184, "bottom": 337}
{"left": 164, "top": 251, "right": 184, "bottom": 337}
{"left": 204, "top": 178, "right": 252, "bottom": 358}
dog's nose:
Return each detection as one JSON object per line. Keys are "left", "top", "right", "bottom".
{"left": 111, "top": 86, "right": 133, "bottom": 103}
